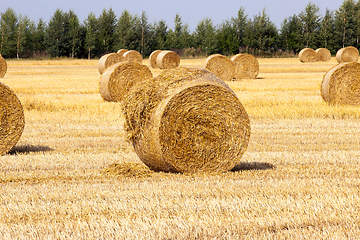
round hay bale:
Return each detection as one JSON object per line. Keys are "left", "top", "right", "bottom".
{"left": 122, "top": 67, "right": 251, "bottom": 173}
{"left": 0, "top": 82, "right": 25, "bottom": 156}
{"left": 149, "top": 50, "right": 163, "bottom": 68}
{"left": 123, "top": 50, "right": 143, "bottom": 64}
{"left": 231, "top": 53, "right": 259, "bottom": 79}
{"left": 98, "top": 53, "right": 124, "bottom": 75}
{"left": 117, "top": 49, "right": 128, "bottom": 56}
{"left": 298, "top": 48, "right": 317, "bottom": 63}
{"left": 336, "top": 46, "right": 359, "bottom": 63}
{"left": 203, "top": 54, "right": 235, "bottom": 81}
{"left": 100, "top": 61, "right": 153, "bottom": 102}
{"left": 315, "top": 48, "right": 331, "bottom": 62}
{"left": 156, "top": 51, "right": 180, "bottom": 70}
{"left": 0, "top": 54, "right": 7, "bottom": 78}
{"left": 321, "top": 62, "right": 360, "bottom": 105}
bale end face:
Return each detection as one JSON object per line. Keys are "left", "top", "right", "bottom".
{"left": 98, "top": 53, "right": 124, "bottom": 75}
{"left": 336, "top": 46, "right": 359, "bottom": 63}
{"left": 315, "top": 48, "right": 331, "bottom": 62}
{"left": 0, "top": 82, "right": 25, "bottom": 156}
{"left": 123, "top": 50, "right": 143, "bottom": 64}
{"left": 149, "top": 50, "right": 163, "bottom": 68}
{"left": 299, "top": 48, "right": 317, "bottom": 63}
{"left": 231, "top": 53, "right": 259, "bottom": 79}
{"left": 203, "top": 54, "right": 235, "bottom": 81}
{"left": 156, "top": 51, "right": 180, "bottom": 70}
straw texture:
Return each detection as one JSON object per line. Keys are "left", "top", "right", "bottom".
{"left": 123, "top": 50, "right": 143, "bottom": 64}
{"left": 0, "top": 54, "right": 7, "bottom": 78}
{"left": 321, "top": 62, "right": 360, "bottom": 105}
{"left": 117, "top": 49, "right": 129, "bottom": 56}
{"left": 98, "top": 53, "right": 124, "bottom": 75}
{"left": 0, "top": 82, "right": 25, "bottom": 155}
{"left": 100, "top": 61, "right": 153, "bottom": 102}
{"left": 336, "top": 46, "right": 359, "bottom": 63}
{"left": 204, "top": 54, "right": 235, "bottom": 81}
{"left": 299, "top": 48, "right": 317, "bottom": 63}
{"left": 231, "top": 53, "right": 259, "bottom": 79}
{"left": 315, "top": 48, "right": 331, "bottom": 62}
{"left": 122, "top": 67, "right": 251, "bottom": 173}
{"left": 149, "top": 50, "right": 163, "bottom": 68}
{"left": 156, "top": 51, "right": 180, "bottom": 69}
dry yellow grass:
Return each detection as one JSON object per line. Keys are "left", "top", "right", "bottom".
{"left": 0, "top": 56, "right": 360, "bottom": 238}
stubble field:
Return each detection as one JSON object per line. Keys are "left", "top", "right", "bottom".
{"left": 1, "top": 57, "right": 360, "bottom": 239}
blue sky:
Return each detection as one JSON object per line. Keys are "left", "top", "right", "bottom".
{"left": 1, "top": 0, "right": 342, "bottom": 31}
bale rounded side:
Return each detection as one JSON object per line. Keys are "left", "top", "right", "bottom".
{"left": 231, "top": 53, "right": 259, "bottom": 79}
{"left": 299, "top": 48, "right": 317, "bottom": 63}
{"left": 0, "top": 54, "right": 7, "bottom": 78}
{"left": 122, "top": 67, "right": 251, "bottom": 173}
{"left": 315, "top": 48, "right": 331, "bottom": 62}
{"left": 0, "top": 82, "right": 25, "bottom": 155}
{"left": 336, "top": 46, "right": 359, "bottom": 63}
{"left": 98, "top": 53, "right": 124, "bottom": 75}
{"left": 321, "top": 62, "right": 360, "bottom": 105}
{"left": 156, "top": 51, "right": 180, "bottom": 69}
{"left": 100, "top": 61, "right": 153, "bottom": 102}
{"left": 117, "top": 49, "right": 129, "bottom": 56}
{"left": 203, "top": 54, "right": 235, "bottom": 81}
{"left": 149, "top": 50, "right": 163, "bottom": 68}
{"left": 123, "top": 50, "right": 143, "bottom": 64}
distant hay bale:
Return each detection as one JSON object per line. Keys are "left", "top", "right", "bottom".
{"left": 156, "top": 50, "right": 180, "bottom": 69}
{"left": 123, "top": 50, "right": 143, "bottom": 64}
{"left": 298, "top": 48, "right": 317, "bottom": 63}
{"left": 321, "top": 62, "right": 360, "bottom": 105}
{"left": 98, "top": 53, "right": 124, "bottom": 75}
{"left": 204, "top": 54, "right": 235, "bottom": 81}
{"left": 149, "top": 50, "right": 163, "bottom": 68}
{"left": 315, "top": 48, "right": 331, "bottom": 62}
{"left": 100, "top": 61, "right": 153, "bottom": 102}
{"left": 336, "top": 46, "right": 359, "bottom": 63}
{"left": 117, "top": 49, "right": 128, "bottom": 56}
{"left": 0, "top": 82, "right": 25, "bottom": 156}
{"left": 231, "top": 53, "right": 259, "bottom": 79}
{"left": 0, "top": 54, "right": 7, "bottom": 78}
{"left": 122, "top": 67, "right": 251, "bottom": 173}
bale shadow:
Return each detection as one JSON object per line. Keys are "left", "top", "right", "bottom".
{"left": 231, "top": 162, "right": 276, "bottom": 172}
{"left": 8, "top": 145, "right": 54, "bottom": 155}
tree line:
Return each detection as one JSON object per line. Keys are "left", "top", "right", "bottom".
{"left": 1, "top": 0, "right": 360, "bottom": 59}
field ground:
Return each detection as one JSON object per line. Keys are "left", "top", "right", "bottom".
{"left": 0, "top": 57, "right": 360, "bottom": 239}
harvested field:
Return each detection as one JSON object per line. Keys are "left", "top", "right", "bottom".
{"left": 1, "top": 57, "right": 360, "bottom": 238}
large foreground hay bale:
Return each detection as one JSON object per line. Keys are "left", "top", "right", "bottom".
{"left": 204, "top": 54, "right": 235, "bottom": 81}
{"left": 149, "top": 50, "right": 162, "bottom": 68}
{"left": 0, "top": 54, "right": 7, "bottom": 78}
{"left": 156, "top": 51, "right": 180, "bottom": 69}
{"left": 315, "top": 48, "right": 331, "bottom": 62}
{"left": 98, "top": 53, "right": 124, "bottom": 75}
{"left": 0, "top": 82, "right": 25, "bottom": 155}
{"left": 122, "top": 67, "right": 251, "bottom": 173}
{"left": 117, "top": 49, "right": 128, "bottom": 56}
{"left": 299, "top": 48, "right": 317, "bottom": 63}
{"left": 100, "top": 61, "right": 153, "bottom": 102}
{"left": 336, "top": 46, "right": 359, "bottom": 63}
{"left": 231, "top": 53, "right": 259, "bottom": 79}
{"left": 123, "top": 50, "right": 143, "bottom": 64}
{"left": 321, "top": 62, "right": 360, "bottom": 105}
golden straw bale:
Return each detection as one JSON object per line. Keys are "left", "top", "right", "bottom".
{"left": 122, "top": 67, "right": 251, "bottom": 173}
{"left": 321, "top": 62, "right": 360, "bottom": 105}
{"left": 0, "top": 54, "right": 7, "bottom": 78}
{"left": 156, "top": 50, "right": 180, "bottom": 69}
{"left": 298, "top": 48, "right": 317, "bottom": 63}
{"left": 123, "top": 50, "right": 143, "bottom": 64}
{"left": 0, "top": 82, "right": 25, "bottom": 156}
{"left": 100, "top": 61, "right": 153, "bottom": 102}
{"left": 315, "top": 48, "right": 331, "bottom": 62}
{"left": 149, "top": 50, "right": 163, "bottom": 68}
{"left": 336, "top": 46, "right": 359, "bottom": 63}
{"left": 98, "top": 53, "right": 124, "bottom": 75}
{"left": 203, "top": 54, "right": 235, "bottom": 81}
{"left": 117, "top": 49, "right": 128, "bottom": 56}
{"left": 231, "top": 53, "right": 259, "bottom": 79}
